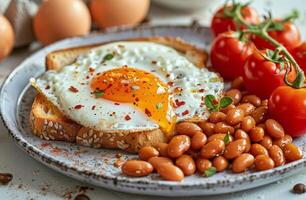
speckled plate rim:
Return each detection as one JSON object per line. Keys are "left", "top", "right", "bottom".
{"left": 1, "top": 25, "right": 306, "bottom": 196}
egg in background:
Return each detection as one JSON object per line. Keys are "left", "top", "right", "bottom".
{"left": 90, "top": 0, "right": 150, "bottom": 29}
{"left": 33, "top": 0, "right": 91, "bottom": 45}
{"left": 0, "top": 14, "right": 14, "bottom": 62}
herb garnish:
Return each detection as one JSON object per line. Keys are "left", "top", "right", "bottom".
{"left": 94, "top": 89, "right": 104, "bottom": 98}
{"left": 204, "top": 167, "right": 217, "bottom": 177}
{"left": 102, "top": 53, "right": 114, "bottom": 63}
{"left": 205, "top": 95, "right": 233, "bottom": 112}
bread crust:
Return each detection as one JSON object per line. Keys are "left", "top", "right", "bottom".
{"left": 31, "top": 36, "right": 208, "bottom": 152}
{"left": 30, "top": 93, "right": 168, "bottom": 152}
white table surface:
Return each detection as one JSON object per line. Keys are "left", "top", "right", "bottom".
{"left": 1, "top": 0, "right": 306, "bottom": 199}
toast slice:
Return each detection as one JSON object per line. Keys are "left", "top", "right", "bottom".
{"left": 30, "top": 36, "right": 208, "bottom": 152}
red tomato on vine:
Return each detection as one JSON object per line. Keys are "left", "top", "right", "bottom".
{"left": 210, "top": 31, "right": 255, "bottom": 80}
{"left": 291, "top": 42, "right": 306, "bottom": 73}
{"left": 252, "top": 20, "right": 301, "bottom": 50}
{"left": 242, "top": 49, "right": 296, "bottom": 99}
{"left": 269, "top": 86, "right": 306, "bottom": 137}
{"left": 211, "top": 5, "right": 260, "bottom": 36}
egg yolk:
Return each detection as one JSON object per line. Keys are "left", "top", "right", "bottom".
{"left": 90, "top": 67, "right": 175, "bottom": 135}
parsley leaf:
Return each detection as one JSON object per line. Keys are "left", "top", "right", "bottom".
{"left": 94, "top": 89, "right": 104, "bottom": 98}
{"left": 224, "top": 133, "right": 231, "bottom": 145}
{"left": 205, "top": 95, "right": 217, "bottom": 111}
{"left": 204, "top": 167, "right": 217, "bottom": 177}
{"left": 102, "top": 53, "right": 114, "bottom": 63}
{"left": 220, "top": 96, "right": 233, "bottom": 108}
{"left": 156, "top": 103, "right": 163, "bottom": 110}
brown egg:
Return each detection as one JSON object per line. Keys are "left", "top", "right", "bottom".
{"left": 33, "top": 0, "right": 91, "bottom": 45}
{"left": 90, "top": 0, "right": 150, "bottom": 29}
{"left": 0, "top": 15, "right": 14, "bottom": 61}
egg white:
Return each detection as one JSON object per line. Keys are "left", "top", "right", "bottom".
{"left": 31, "top": 41, "right": 223, "bottom": 132}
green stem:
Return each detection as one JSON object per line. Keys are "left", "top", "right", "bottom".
{"left": 232, "top": 6, "right": 305, "bottom": 88}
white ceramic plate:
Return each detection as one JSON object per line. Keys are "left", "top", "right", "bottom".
{"left": 1, "top": 25, "right": 306, "bottom": 197}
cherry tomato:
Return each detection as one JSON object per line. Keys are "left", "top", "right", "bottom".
{"left": 269, "top": 86, "right": 306, "bottom": 137}
{"left": 291, "top": 42, "right": 306, "bottom": 72}
{"left": 252, "top": 21, "right": 301, "bottom": 50}
{"left": 211, "top": 31, "right": 255, "bottom": 80}
{"left": 211, "top": 5, "right": 260, "bottom": 37}
{"left": 242, "top": 49, "right": 296, "bottom": 99}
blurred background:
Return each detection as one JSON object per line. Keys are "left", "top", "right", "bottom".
{"left": 1, "top": 0, "right": 306, "bottom": 64}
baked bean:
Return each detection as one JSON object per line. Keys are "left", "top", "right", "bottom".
{"left": 261, "top": 99, "right": 268, "bottom": 106}
{"left": 226, "top": 108, "right": 245, "bottom": 125}
{"left": 250, "top": 144, "right": 268, "bottom": 157}
{"left": 260, "top": 136, "right": 273, "bottom": 149}
{"left": 185, "top": 149, "right": 199, "bottom": 159}
{"left": 231, "top": 76, "right": 244, "bottom": 90}
{"left": 148, "top": 157, "right": 173, "bottom": 170}
{"left": 214, "top": 122, "right": 235, "bottom": 134}
{"left": 273, "top": 134, "right": 293, "bottom": 149}
{"left": 249, "top": 127, "right": 265, "bottom": 142}
{"left": 220, "top": 104, "right": 236, "bottom": 114}
{"left": 196, "top": 158, "right": 212, "bottom": 173}
{"left": 209, "top": 112, "right": 227, "bottom": 123}
{"left": 122, "top": 160, "right": 153, "bottom": 177}
{"left": 224, "top": 139, "right": 247, "bottom": 159}
{"left": 225, "top": 89, "right": 242, "bottom": 105}
{"left": 265, "top": 119, "right": 285, "bottom": 139}
{"left": 269, "top": 145, "right": 285, "bottom": 167}
{"left": 234, "top": 123, "right": 241, "bottom": 130}
{"left": 283, "top": 143, "right": 303, "bottom": 162}
{"left": 213, "top": 156, "right": 228, "bottom": 172}
{"left": 257, "top": 123, "right": 266, "bottom": 130}
{"left": 234, "top": 129, "right": 251, "bottom": 152}
{"left": 191, "top": 131, "right": 207, "bottom": 150}
{"left": 251, "top": 106, "right": 268, "bottom": 124}
{"left": 232, "top": 153, "right": 255, "bottom": 173}
{"left": 175, "top": 155, "right": 196, "bottom": 176}
{"left": 200, "top": 139, "right": 225, "bottom": 159}
{"left": 167, "top": 135, "right": 191, "bottom": 158}
{"left": 198, "top": 121, "right": 215, "bottom": 136}
{"left": 254, "top": 155, "right": 275, "bottom": 171}
{"left": 157, "top": 163, "right": 184, "bottom": 181}
{"left": 241, "top": 116, "right": 256, "bottom": 132}
{"left": 242, "top": 95, "right": 261, "bottom": 107}
{"left": 208, "top": 133, "right": 233, "bottom": 143}
{"left": 155, "top": 143, "right": 168, "bottom": 157}
{"left": 237, "top": 103, "right": 256, "bottom": 115}
{"left": 240, "top": 91, "right": 249, "bottom": 97}
{"left": 139, "top": 146, "right": 159, "bottom": 161}
{"left": 175, "top": 122, "right": 202, "bottom": 136}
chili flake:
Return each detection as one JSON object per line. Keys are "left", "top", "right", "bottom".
{"left": 182, "top": 110, "right": 189, "bottom": 116}
{"left": 145, "top": 108, "right": 152, "bottom": 117}
{"left": 74, "top": 105, "right": 84, "bottom": 109}
{"left": 199, "top": 89, "right": 205, "bottom": 92}
{"left": 175, "top": 99, "right": 186, "bottom": 107}
{"left": 91, "top": 105, "right": 96, "bottom": 110}
{"left": 125, "top": 115, "right": 131, "bottom": 121}
{"left": 89, "top": 67, "right": 95, "bottom": 73}
{"left": 69, "top": 86, "right": 79, "bottom": 93}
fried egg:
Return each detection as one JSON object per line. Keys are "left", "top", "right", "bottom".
{"left": 31, "top": 41, "right": 223, "bottom": 135}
